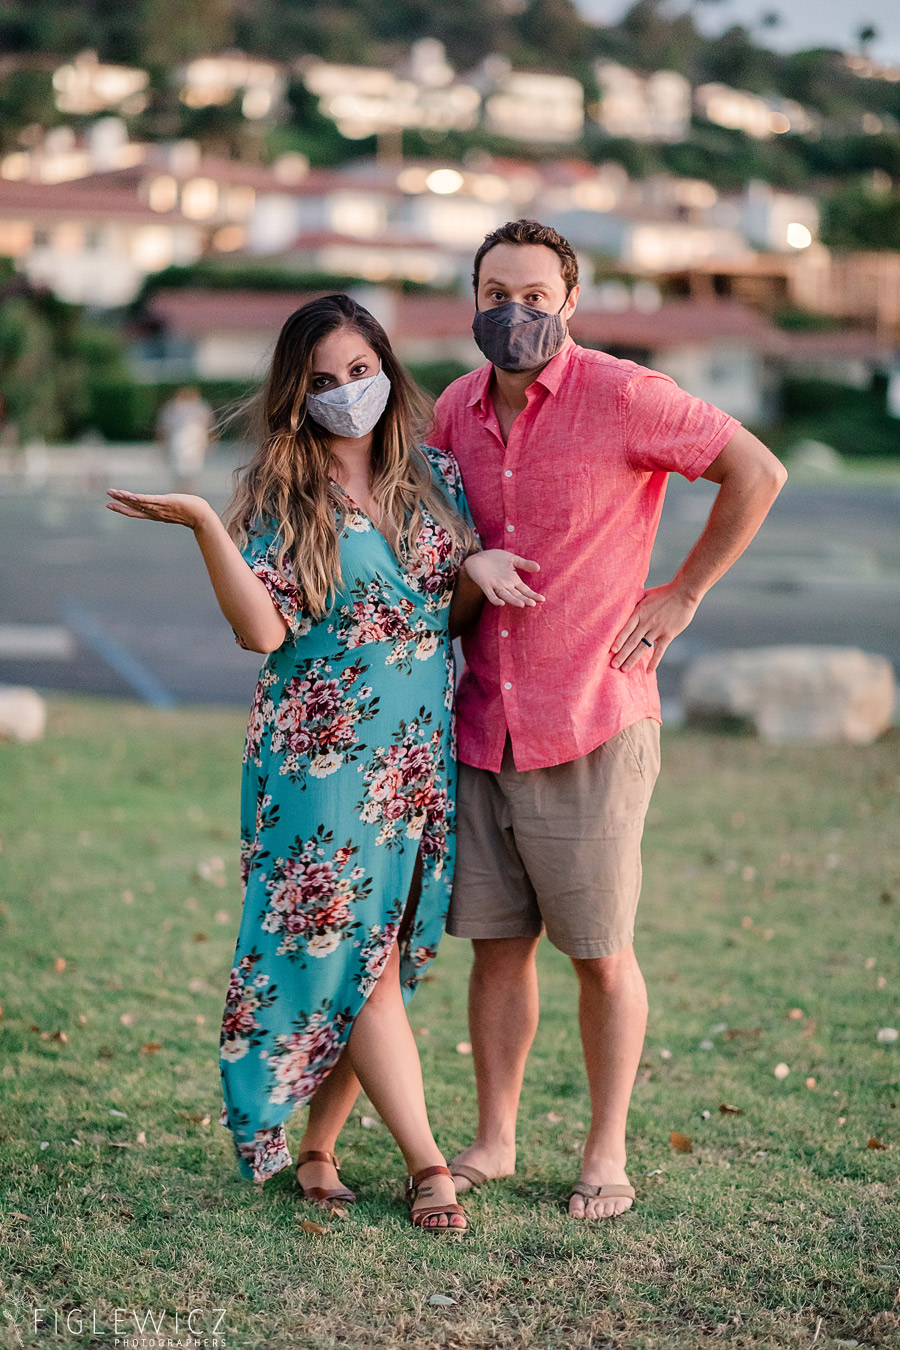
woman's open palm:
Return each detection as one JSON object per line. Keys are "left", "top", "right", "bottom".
{"left": 106, "top": 489, "right": 213, "bottom": 530}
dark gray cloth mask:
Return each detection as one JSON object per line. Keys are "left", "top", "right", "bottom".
{"left": 471, "top": 299, "right": 567, "bottom": 372}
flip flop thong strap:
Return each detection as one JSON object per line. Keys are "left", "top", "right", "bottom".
{"left": 570, "top": 1182, "right": 636, "bottom": 1201}
{"left": 450, "top": 1163, "right": 488, "bottom": 1187}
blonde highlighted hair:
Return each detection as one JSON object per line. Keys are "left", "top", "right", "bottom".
{"left": 223, "top": 294, "right": 474, "bottom": 619}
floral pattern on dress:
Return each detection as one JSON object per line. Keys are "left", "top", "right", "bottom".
{"left": 218, "top": 443, "right": 478, "bottom": 1183}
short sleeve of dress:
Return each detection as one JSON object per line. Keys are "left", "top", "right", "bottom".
{"left": 235, "top": 519, "right": 306, "bottom": 649}
{"left": 418, "top": 442, "right": 480, "bottom": 548}
{"left": 624, "top": 370, "right": 740, "bottom": 481}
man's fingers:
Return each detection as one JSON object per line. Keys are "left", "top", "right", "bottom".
{"left": 511, "top": 556, "right": 540, "bottom": 573}
{"left": 611, "top": 613, "right": 641, "bottom": 654}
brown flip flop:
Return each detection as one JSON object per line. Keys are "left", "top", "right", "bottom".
{"left": 295, "top": 1149, "right": 357, "bottom": 1208}
{"left": 568, "top": 1180, "right": 636, "bottom": 1213}
{"left": 449, "top": 1162, "right": 489, "bottom": 1189}
{"left": 406, "top": 1164, "right": 468, "bottom": 1233}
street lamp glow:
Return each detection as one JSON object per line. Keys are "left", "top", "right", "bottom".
{"left": 786, "top": 222, "right": 812, "bottom": 249}
{"left": 425, "top": 168, "right": 464, "bottom": 195}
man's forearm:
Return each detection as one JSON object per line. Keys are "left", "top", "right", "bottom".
{"left": 671, "top": 455, "right": 787, "bottom": 604}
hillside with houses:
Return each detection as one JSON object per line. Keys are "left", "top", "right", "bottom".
{"left": 1, "top": 0, "right": 899, "bottom": 456}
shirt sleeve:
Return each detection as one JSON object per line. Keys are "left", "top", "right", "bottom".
{"left": 234, "top": 519, "right": 306, "bottom": 649}
{"left": 419, "top": 442, "right": 480, "bottom": 547}
{"left": 624, "top": 370, "right": 741, "bottom": 480}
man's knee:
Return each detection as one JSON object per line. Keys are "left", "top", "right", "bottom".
{"left": 471, "top": 935, "right": 539, "bottom": 980}
{"left": 571, "top": 944, "right": 642, "bottom": 995}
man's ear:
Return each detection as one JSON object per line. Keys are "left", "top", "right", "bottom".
{"left": 564, "top": 284, "right": 580, "bottom": 320}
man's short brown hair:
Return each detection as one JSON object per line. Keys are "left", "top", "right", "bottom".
{"left": 472, "top": 219, "right": 579, "bottom": 295}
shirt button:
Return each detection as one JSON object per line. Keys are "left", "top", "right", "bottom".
{"left": 505, "top": 469, "right": 513, "bottom": 478}
{"left": 501, "top": 629, "right": 509, "bottom": 637}
{"left": 504, "top": 681, "right": 512, "bottom": 690}
{"left": 506, "top": 523, "right": 515, "bottom": 532}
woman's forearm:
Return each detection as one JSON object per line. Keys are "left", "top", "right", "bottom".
{"left": 192, "top": 508, "right": 288, "bottom": 652}
{"left": 448, "top": 557, "right": 485, "bottom": 639}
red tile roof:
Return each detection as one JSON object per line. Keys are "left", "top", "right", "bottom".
{"left": 0, "top": 177, "right": 192, "bottom": 224}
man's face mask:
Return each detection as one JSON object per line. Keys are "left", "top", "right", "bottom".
{"left": 471, "top": 296, "right": 569, "bottom": 372}
{"left": 306, "top": 365, "right": 392, "bottom": 438}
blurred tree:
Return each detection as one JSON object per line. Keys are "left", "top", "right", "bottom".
{"left": 821, "top": 181, "right": 900, "bottom": 250}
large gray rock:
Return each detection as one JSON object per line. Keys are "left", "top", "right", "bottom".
{"left": 682, "top": 646, "right": 896, "bottom": 745}
{"left": 0, "top": 685, "right": 47, "bottom": 742}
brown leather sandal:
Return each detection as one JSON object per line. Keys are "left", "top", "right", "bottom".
{"left": 295, "top": 1150, "right": 357, "bottom": 1208}
{"left": 568, "top": 1180, "right": 636, "bottom": 1214}
{"left": 406, "top": 1164, "right": 468, "bottom": 1233}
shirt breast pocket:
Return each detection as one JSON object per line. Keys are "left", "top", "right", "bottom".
{"left": 515, "top": 455, "right": 595, "bottom": 534}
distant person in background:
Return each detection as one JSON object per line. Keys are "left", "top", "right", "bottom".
{"left": 106, "top": 294, "right": 539, "bottom": 1233}
{"left": 157, "top": 386, "right": 215, "bottom": 492}
{"left": 429, "top": 218, "right": 788, "bottom": 1222}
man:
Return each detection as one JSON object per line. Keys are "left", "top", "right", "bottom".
{"left": 428, "top": 219, "right": 787, "bottom": 1221}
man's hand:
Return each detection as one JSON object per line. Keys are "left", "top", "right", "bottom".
{"left": 611, "top": 582, "right": 699, "bottom": 674}
{"left": 463, "top": 550, "right": 545, "bottom": 608}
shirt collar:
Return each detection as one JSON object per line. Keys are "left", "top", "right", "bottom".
{"left": 465, "top": 332, "right": 577, "bottom": 410}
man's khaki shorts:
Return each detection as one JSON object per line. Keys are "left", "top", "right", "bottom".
{"left": 447, "top": 719, "right": 661, "bottom": 959}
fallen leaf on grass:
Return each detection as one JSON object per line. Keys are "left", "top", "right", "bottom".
{"left": 121, "top": 890, "right": 134, "bottom": 904}
{"left": 669, "top": 1132, "right": 693, "bottom": 1153}
{"left": 806, "top": 1078, "right": 817, "bottom": 1089}
{"left": 54, "top": 957, "right": 66, "bottom": 972}
{"left": 787, "top": 1008, "right": 804, "bottom": 1020}
{"left": 192, "top": 932, "right": 208, "bottom": 943}
{"left": 214, "top": 910, "right": 231, "bottom": 925}
{"left": 360, "top": 1115, "right": 379, "bottom": 1129}
{"left": 120, "top": 1013, "right": 135, "bottom": 1027}
{"left": 78, "top": 1014, "right": 87, "bottom": 1025}
{"left": 546, "top": 1112, "right": 563, "bottom": 1124}
{"left": 865, "top": 956, "right": 876, "bottom": 970}
{"left": 195, "top": 857, "right": 226, "bottom": 887}
{"left": 877, "top": 976, "right": 887, "bottom": 990}
{"left": 39, "top": 1141, "right": 49, "bottom": 1150}
{"left": 699, "top": 1039, "right": 714, "bottom": 1051}
{"left": 188, "top": 977, "right": 206, "bottom": 993}
{"left": 428, "top": 1294, "right": 456, "bottom": 1307}
{"left": 139, "top": 1042, "right": 162, "bottom": 1054}
{"left": 328, "top": 1205, "right": 349, "bottom": 1219}
{"left": 109, "top": 1109, "right": 128, "bottom": 1118}
{"left": 877, "top": 1028, "right": 899, "bottom": 1043}
{"left": 719, "top": 1103, "right": 744, "bottom": 1115}
{"left": 40, "top": 1029, "right": 67, "bottom": 1042}
{"left": 414, "top": 1026, "right": 430, "bottom": 1036}
{"left": 136, "top": 1131, "right": 147, "bottom": 1146}
{"left": 774, "top": 1062, "right": 790, "bottom": 1079}
{"left": 300, "top": 1219, "right": 328, "bottom": 1235}
{"left": 868, "top": 1137, "right": 888, "bottom": 1150}
{"left": 456, "top": 1041, "right": 472, "bottom": 1055}
{"left": 724, "top": 1027, "right": 761, "bottom": 1041}
{"left": 659, "top": 1048, "right": 672, "bottom": 1060}
{"left": 176, "top": 1110, "right": 210, "bottom": 1126}
{"left": 108, "top": 1141, "right": 132, "bottom": 1148}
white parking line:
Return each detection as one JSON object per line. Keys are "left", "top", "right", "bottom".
{"left": 0, "top": 624, "right": 76, "bottom": 660}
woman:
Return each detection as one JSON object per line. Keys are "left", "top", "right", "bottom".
{"left": 107, "top": 294, "right": 543, "bottom": 1232}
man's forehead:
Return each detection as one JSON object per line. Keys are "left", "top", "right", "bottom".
{"left": 479, "top": 245, "right": 566, "bottom": 284}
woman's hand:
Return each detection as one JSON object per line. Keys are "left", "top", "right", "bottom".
{"left": 106, "top": 489, "right": 214, "bottom": 531}
{"left": 463, "top": 550, "right": 545, "bottom": 608}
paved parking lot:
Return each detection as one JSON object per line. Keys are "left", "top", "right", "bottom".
{"left": 1, "top": 449, "right": 899, "bottom": 717}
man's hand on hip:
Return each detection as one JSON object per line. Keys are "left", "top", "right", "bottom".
{"left": 610, "top": 582, "right": 699, "bottom": 674}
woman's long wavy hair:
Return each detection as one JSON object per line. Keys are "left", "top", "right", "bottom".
{"left": 223, "top": 294, "right": 474, "bottom": 619}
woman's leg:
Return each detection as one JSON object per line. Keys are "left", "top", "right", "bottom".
{"left": 296, "top": 1049, "right": 362, "bottom": 1192}
{"left": 345, "top": 941, "right": 463, "bottom": 1228}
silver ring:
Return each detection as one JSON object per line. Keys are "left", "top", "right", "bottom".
{"left": 640, "top": 636, "right": 654, "bottom": 648}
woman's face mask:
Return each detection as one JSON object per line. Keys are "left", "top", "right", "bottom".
{"left": 306, "top": 365, "right": 392, "bottom": 438}
{"left": 472, "top": 297, "right": 569, "bottom": 372}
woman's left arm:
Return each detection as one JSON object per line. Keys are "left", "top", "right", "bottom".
{"left": 448, "top": 550, "right": 545, "bottom": 639}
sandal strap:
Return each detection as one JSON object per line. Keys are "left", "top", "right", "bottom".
{"left": 570, "top": 1181, "right": 635, "bottom": 1201}
{"left": 449, "top": 1163, "right": 488, "bottom": 1187}
{"left": 411, "top": 1203, "right": 466, "bottom": 1225}
{"left": 407, "top": 1163, "right": 452, "bottom": 1190}
{"left": 301, "top": 1185, "right": 356, "bottom": 1204}
{"left": 296, "top": 1150, "right": 339, "bottom": 1169}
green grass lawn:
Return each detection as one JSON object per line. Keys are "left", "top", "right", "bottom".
{"left": 1, "top": 699, "right": 899, "bottom": 1350}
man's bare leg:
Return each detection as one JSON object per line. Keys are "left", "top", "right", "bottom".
{"left": 449, "top": 935, "right": 541, "bottom": 1192}
{"left": 568, "top": 944, "right": 648, "bottom": 1220}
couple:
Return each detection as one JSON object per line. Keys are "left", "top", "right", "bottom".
{"left": 108, "top": 218, "right": 786, "bottom": 1234}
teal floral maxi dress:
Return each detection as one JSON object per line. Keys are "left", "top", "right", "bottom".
{"left": 217, "top": 445, "right": 473, "bottom": 1183}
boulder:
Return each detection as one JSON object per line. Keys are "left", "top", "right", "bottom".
{"left": 682, "top": 646, "right": 896, "bottom": 745}
{"left": 0, "top": 685, "right": 47, "bottom": 742}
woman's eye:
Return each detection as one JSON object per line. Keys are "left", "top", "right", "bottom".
{"left": 351, "top": 365, "right": 369, "bottom": 378}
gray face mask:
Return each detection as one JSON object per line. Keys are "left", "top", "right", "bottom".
{"left": 472, "top": 298, "right": 568, "bottom": 372}
{"left": 306, "top": 366, "right": 391, "bottom": 438}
